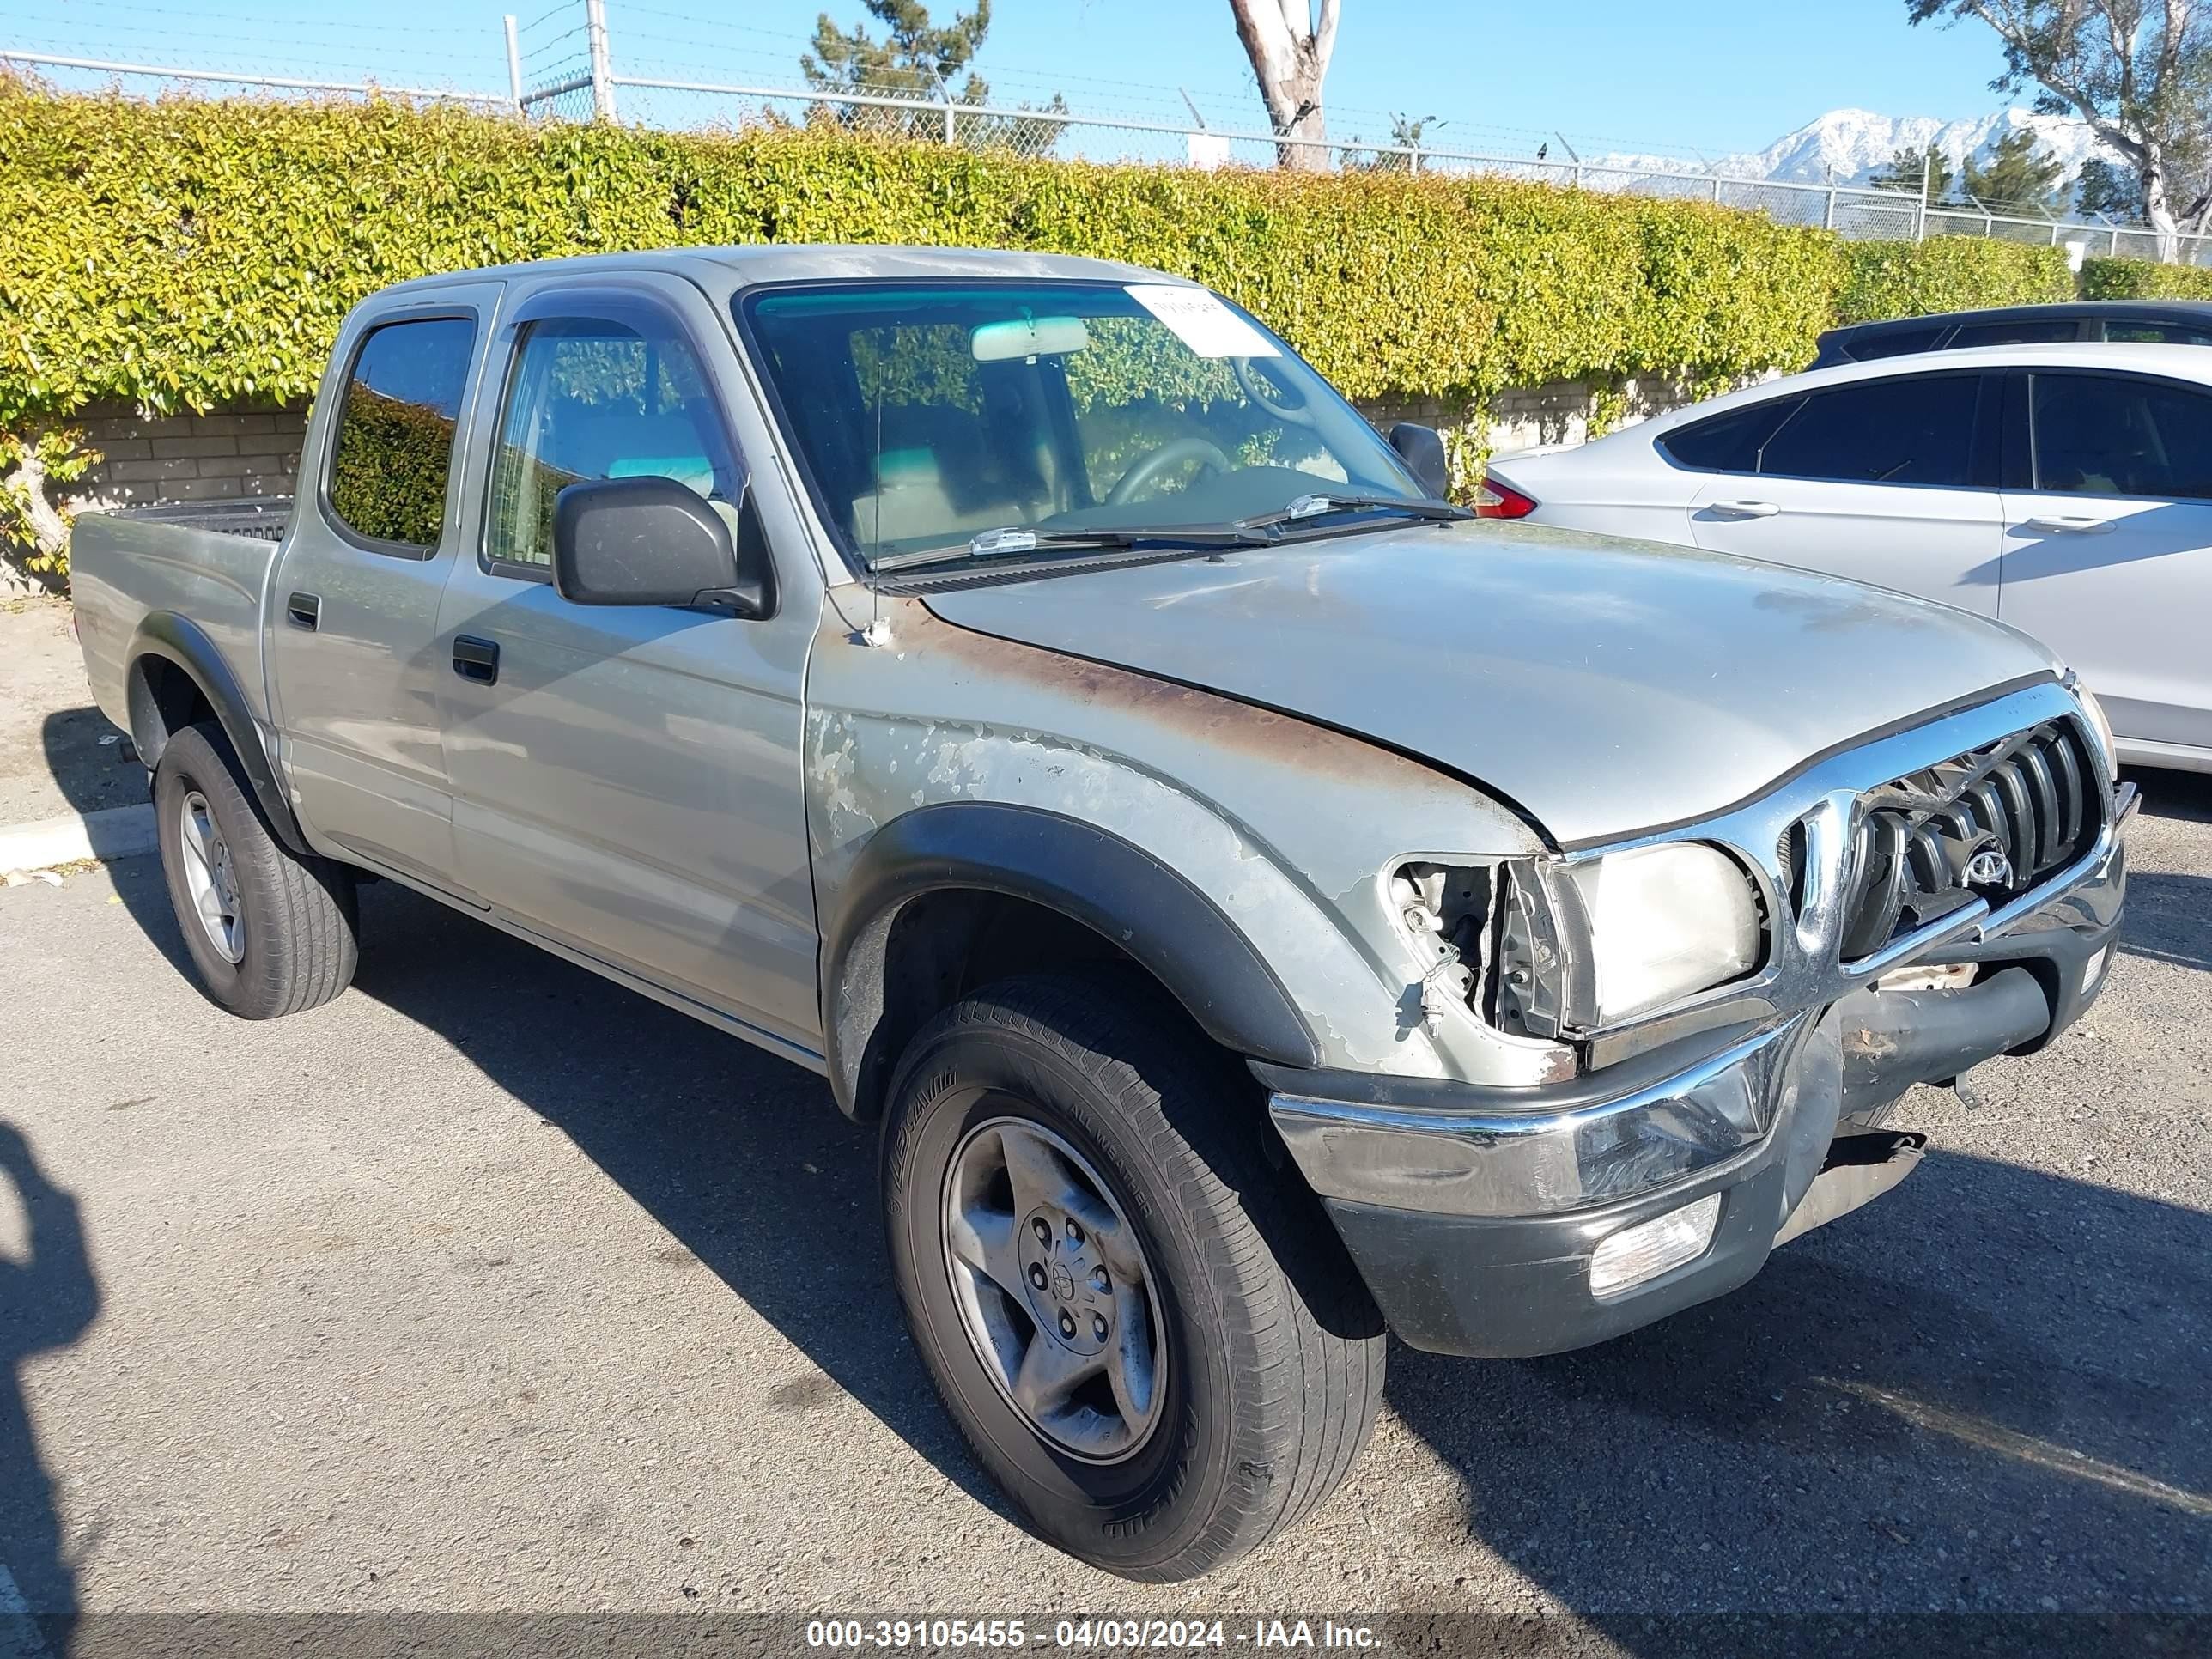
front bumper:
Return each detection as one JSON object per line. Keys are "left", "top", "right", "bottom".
{"left": 1260, "top": 819, "right": 2126, "bottom": 1359}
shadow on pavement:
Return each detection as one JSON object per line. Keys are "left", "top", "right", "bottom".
{"left": 2119, "top": 872, "right": 2212, "bottom": 974}
{"left": 36, "top": 709, "right": 139, "bottom": 820}
{"left": 0, "top": 1121, "right": 99, "bottom": 1654}
{"left": 1385, "top": 1146, "right": 2212, "bottom": 1617}
{"left": 101, "top": 856, "right": 1008, "bottom": 1525}
{"left": 95, "top": 856, "right": 2212, "bottom": 1623}
{"left": 2127, "top": 765, "right": 2212, "bottom": 827}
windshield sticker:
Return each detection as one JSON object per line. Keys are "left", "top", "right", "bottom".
{"left": 1125, "top": 285, "right": 1282, "bottom": 358}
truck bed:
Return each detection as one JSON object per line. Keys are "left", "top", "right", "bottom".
{"left": 70, "top": 497, "right": 294, "bottom": 742}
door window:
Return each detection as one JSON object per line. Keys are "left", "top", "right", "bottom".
{"left": 326, "top": 316, "right": 477, "bottom": 550}
{"left": 1756, "top": 374, "right": 1980, "bottom": 487}
{"left": 2030, "top": 373, "right": 2212, "bottom": 499}
{"left": 484, "top": 313, "right": 744, "bottom": 572}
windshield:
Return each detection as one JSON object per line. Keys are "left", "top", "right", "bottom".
{"left": 738, "top": 280, "right": 1427, "bottom": 569}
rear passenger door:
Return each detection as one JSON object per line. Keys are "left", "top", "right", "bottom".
{"left": 434, "top": 275, "right": 823, "bottom": 1057}
{"left": 1998, "top": 368, "right": 2212, "bottom": 757}
{"left": 1683, "top": 371, "right": 2005, "bottom": 613}
{"left": 266, "top": 292, "right": 497, "bottom": 888}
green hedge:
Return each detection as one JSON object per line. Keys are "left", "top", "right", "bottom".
{"left": 0, "top": 81, "right": 1852, "bottom": 428}
{"left": 2078, "top": 256, "right": 2212, "bottom": 299}
{"left": 1835, "top": 237, "right": 2075, "bottom": 325}
{"left": 0, "top": 80, "right": 2156, "bottom": 582}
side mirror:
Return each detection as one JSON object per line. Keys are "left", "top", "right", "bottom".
{"left": 550, "top": 475, "right": 775, "bottom": 617}
{"left": 1389, "top": 422, "right": 1451, "bottom": 501}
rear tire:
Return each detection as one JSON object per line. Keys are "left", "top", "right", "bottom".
{"left": 881, "top": 971, "right": 1385, "bottom": 1581}
{"left": 153, "top": 721, "right": 358, "bottom": 1018}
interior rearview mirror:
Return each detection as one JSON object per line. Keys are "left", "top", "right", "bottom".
{"left": 1389, "top": 422, "right": 1451, "bottom": 501}
{"left": 551, "top": 475, "right": 776, "bottom": 617}
{"left": 972, "top": 315, "right": 1091, "bottom": 362}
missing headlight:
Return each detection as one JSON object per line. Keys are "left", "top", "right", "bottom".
{"left": 1389, "top": 861, "right": 1495, "bottom": 1020}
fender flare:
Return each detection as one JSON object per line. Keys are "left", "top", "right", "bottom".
{"left": 125, "top": 611, "right": 310, "bottom": 856}
{"left": 821, "top": 801, "right": 1322, "bottom": 1119}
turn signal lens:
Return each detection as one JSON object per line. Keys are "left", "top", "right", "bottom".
{"left": 1472, "top": 473, "right": 1537, "bottom": 519}
{"left": 1589, "top": 1193, "right": 1722, "bottom": 1296}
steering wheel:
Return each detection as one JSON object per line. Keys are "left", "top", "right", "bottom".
{"left": 1107, "top": 437, "right": 1233, "bottom": 506}
{"left": 1234, "top": 356, "right": 1315, "bottom": 428}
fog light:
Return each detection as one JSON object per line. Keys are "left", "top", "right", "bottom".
{"left": 1588, "top": 1193, "right": 1722, "bottom": 1296}
{"left": 2082, "top": 945, "right": 2110, "bottom": 992}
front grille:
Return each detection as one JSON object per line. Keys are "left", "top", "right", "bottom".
{"left": 1838, "top": 719, "right": 2100, "bottom": 959}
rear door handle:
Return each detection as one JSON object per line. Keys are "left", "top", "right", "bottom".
{"left": 2022, "top": 514, "right": 2116, "bottom": 534}
{"left": 1707, "top": 500, "right": 1780, "bottom": 520}
{"left": 286, "top": 592, "right": 320, "bottom": 630}
{"left": 452, "top": 635, "right": 501, "bottom": 685}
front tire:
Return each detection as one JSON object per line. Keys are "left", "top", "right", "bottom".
{"left": 882, "top": 973, "right": 1385, "bottom": 1581}
{"left": 153, "top": 721, "right": 359, "bottom": 1018}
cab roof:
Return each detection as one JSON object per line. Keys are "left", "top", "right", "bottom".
{"left": 369, "top": 244, "right": 1189, "bottom": 301}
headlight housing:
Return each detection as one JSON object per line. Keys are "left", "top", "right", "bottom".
{"left": 1568, "top": 843, "right": 1763, "bottom": 1024}
{"left": 2067, "top": 671, "right": 2117, "bottom": 775}
{"left": 1495, "top": 842, "right": 1763, "bottom": 1036}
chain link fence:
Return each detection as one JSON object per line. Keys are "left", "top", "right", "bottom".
{"left": 9, "top": 0, "right": 2212, "bottom": 267}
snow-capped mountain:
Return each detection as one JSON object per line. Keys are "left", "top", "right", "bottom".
{"left": 1596, "top": 107, "right": 2117, "bottom": 189}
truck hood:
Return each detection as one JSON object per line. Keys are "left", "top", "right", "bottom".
{"left": 918, "top": 520, "right": 2063, "bottom": 847}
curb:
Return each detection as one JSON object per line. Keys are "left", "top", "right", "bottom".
{"left": 0, "top": 803, "right": 158, "bottom": 874}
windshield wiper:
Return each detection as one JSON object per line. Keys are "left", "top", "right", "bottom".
{"left": 871, "top": 523, "right": 1261, "bottom": 575}
{"left": 1237, "top": 492, "right": 1474, "bottom": 532}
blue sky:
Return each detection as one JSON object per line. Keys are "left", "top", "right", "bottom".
{"left": 4, "top": 0, "right": 2020, "bottom": 161}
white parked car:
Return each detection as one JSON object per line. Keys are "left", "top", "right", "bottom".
{"left": 1484, "top": 343, "right": 2212, "bottom": 772}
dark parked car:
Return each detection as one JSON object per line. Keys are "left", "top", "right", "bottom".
{"left": 1812, "top": 300, "right": 2212, "bottom": 368}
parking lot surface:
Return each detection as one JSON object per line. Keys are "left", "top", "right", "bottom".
{"left": 2, "top": 765, "right": 2208, "bottom": 1635}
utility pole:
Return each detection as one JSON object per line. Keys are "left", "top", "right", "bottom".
{"left": 1917, "top": 149, "right": 1931, "bottom": 242}
{"left": 585, "top": 0, "right": 616, "bottom": 122}
{"left": 503, "top": 14, "right": 522, "bottom": 114}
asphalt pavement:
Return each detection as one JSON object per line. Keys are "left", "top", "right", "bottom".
{"left": 0, "top": 757, "right": 2206, "bottom": 1645}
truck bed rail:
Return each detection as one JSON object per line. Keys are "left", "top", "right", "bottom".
{"left": 106, "top": 497, "right": 294, "bottom": 544}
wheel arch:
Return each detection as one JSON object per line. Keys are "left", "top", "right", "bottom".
{"left": 820, "top": 802, "right": 1322, "bottom": 1122}
{"left": 125, "top": 611, "right": 309, "bottom": 856}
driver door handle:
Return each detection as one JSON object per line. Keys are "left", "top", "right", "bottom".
{"left": 452, "top": 635, "right": 501, "bottom": 685}
{"left": 2021, "top": 514, "right": 2116, "bottom": 534}
{"left": 1707, "top": 499, "right": 1780, "bottom": 520}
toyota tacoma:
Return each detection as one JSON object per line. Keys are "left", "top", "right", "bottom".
{"left": 69, "top": 246, "right": 2132, "bottom": 1580}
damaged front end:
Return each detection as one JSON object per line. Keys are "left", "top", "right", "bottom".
{"left": 1264, "top": 678, "right": 2132, "bottom": 1358}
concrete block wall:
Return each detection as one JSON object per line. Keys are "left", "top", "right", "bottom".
{"left": 74, "top": 402, "right": 309, "bottom": 506}
{"left": 1358, "top": 376, "right": 1702, "bottom": 458}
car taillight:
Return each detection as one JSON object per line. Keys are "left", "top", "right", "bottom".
{"left": 1472, "top": 473, "right": 1537, "bottom": 519}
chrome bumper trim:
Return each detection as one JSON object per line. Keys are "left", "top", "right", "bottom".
{"left": 1271, "top": 1017, "right": 1807, "bottom": 1220}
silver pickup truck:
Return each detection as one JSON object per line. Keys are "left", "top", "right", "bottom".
{"left": 71, "top": 246, "right": 2131, "bottom": 1581}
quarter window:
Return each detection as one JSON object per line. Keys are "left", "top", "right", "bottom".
{"left": 1844, "top": 323, "right": 1947, "bottom": 362}
{"left": 2101, "top": 320, "right": 2212, "bottom": 345}
{"left": 2030, "top": 373, "right": 2212, "bottom": 499}
{"left": 326, "top": 316, "right": 477, "bottom": 549}
{"left": 484, "top": 313, "right": 744, "bottom": 571}
{"left": 1656, "top": 399, "right": 1802, "bottom": 473}
{"left": 1946, "top": 319, "right": 2081, "bottom": 349}
{"left": 1755, "top": 374, "right": 1979, "bottom": 487}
